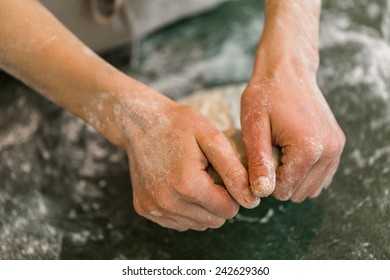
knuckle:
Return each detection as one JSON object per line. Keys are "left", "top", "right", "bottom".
{"left": 177, "top": 104, "right": 197, "bottom": 117}
{"left": 241, "top": 89, "right": 254, "bottom": 106}
{"left": 206, "top": 128, "right": 223, "bottom": 142}
{"left": 157, "top": 200, "right": 173, "bottom": 212}
{"left": 325, "top": 129, "right": 346, "bottom": 160}
{"left": 225, "top": 164, "right": 247, "bottom": 186}
{"left": 155, "top": 194, "right": 175, "bottom": 212}
{"left": 176, "top": 183, "right": 199, "bottom": 202}
{"left": 325, "top": 139, "right": 341, "bottom": 159}
{"left": 338, "top": 131, "right": 346, "bottom": 149}
{"left": 299, "top": 137, "right": 324, "bottom": 163}
{"left": 248, "top": 155, "right": 269, "bottom": 170}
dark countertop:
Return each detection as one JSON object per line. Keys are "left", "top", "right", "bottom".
{"left": 1, "top": 0, "right": 389, "bottom": 259}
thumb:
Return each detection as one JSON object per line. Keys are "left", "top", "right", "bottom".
{"left": 195, "top": 126, "right": 260, "bottom": 209}
{"left": 242, "top": 113, "right": 276, "bottom": 197}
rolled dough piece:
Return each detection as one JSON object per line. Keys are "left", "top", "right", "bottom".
{"left": 178, "top": 84, "right": 281, "bottom": 185}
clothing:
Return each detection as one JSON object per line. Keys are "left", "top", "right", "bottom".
{"left": 41, "top": 0, "right": 222, "bottom": 53}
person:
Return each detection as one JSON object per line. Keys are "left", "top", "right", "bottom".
{"left": 0, "top": 0, "right": 345, "bottom": 231}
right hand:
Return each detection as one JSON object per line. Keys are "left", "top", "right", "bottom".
{"left": 115, "top": 89, "right": 260, "bottom": 231}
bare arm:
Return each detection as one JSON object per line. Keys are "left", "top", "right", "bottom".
{"left": 0, "top": 0, "right": 260, "bottom": 230}
{"left": 0, "top": 0, "right": 136, "bottom": 146}
{"left": 241, "top": 0, "right": 345, "bottom": 201}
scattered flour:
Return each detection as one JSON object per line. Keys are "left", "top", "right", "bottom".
{"left": 234, "top": 209, "right": 274, "bottom": 224}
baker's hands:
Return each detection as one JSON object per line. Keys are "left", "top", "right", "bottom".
{"left": 241, "top": 56, "right": 345, "bottom": 202}
{"left": 117, "top": 89, "right": 259, "bottom": 231}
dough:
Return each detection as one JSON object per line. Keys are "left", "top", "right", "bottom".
{"left": 178, "top": 84, "right": 280, "bottom": 185}
{"left": 178, "top": 88, "right": 235, "bottom": 131}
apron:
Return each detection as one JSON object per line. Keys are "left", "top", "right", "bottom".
{"left": 41, "top": 0, "right": 223, "bottom": 53}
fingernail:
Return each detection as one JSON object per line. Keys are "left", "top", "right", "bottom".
{"left": 251, "top": 176, "right": 274, "bottom": 197}
{"left": 246, "top": 197, "right": 261, "bottom": 209}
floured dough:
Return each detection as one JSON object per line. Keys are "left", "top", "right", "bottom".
{"left": 178, "top": 84, "right": 280, "bottom": 185}
{"left": 178, "top": 84, "right": 244, "bottom": 130}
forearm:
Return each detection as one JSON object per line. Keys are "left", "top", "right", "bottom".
{"left": 0, "top": 0, "right": 171, "bottom": 147}
{"left": 0, "top": 1, "right": 260, "bottom": 229}
{"left": 254, "top": 0, "right": 321, "bottom": 76}
{"left": 241, "top": 0, "right": 346, "bottom": 202}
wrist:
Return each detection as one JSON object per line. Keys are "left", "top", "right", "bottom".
{"left": 254, "top": 33, "right": 319, "bottom": 78}
{"left": 86, "top": 70, "right": 175, "bottom": 149}
{"left": 254, "top": 0, "right": 321, "bottom": 77}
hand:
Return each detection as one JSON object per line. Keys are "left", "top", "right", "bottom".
{"left": 0, "top": 0, "right": 256, "bottom": 231}
{"left": 117, "top": 90, "right": 259, "bottom": 231}
{"left": 241, "top": 60, "right": 346, "bottom": 202}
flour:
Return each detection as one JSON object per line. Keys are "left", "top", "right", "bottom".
{"left": 150, "top": 211, "right": 163, "bottom": 217}
{"left": 132, "top": 17, "right": 263, "bottom": 99}
{"left": 0, "top": 101, "right": 40, "bottom": 152}
{"left": 234, "top": 208, "right": 274, "bottom": 224}
{"left": 367, "top": 2, "right": 381, "bottom": 19}
{"left": 320, "top": 13, "right": 390, "bottom": 101}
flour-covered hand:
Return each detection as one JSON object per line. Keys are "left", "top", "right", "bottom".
{"left": 116, "top": 89, "right": 258, "bottom": 231}
{"left": 241, "top": 0, "right": 345, "bottom": 202}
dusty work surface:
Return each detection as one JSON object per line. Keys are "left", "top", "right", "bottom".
{"left": 1, "top": 0, "right": 390, "bottom": 259}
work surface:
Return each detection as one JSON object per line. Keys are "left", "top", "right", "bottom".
{"left": 1, "top": 0, "right": 389, "bottom": 259}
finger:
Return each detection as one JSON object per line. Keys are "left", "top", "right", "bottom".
{"left": 150, "top": 216, "right": 190, "bottom": 232}
{"left": 181, "top": 169, "right": 241, "bottom": 219}
{"left": 241, "top": 112, "right": 275, "bottom": 198}
{"left": 308, "top": 155, "right": 341, "bottom": 198}
{"left": 134, "top": 195, "right": 207, "bottom": 231}
{"left": 157, "top": 197, "right": 227, "bottom": 229}
{"left": 294, "top": 136, "right": 343, "bottom": 201}
{"left": 143, "top": 202, "right": 210, "bottom": 231}
{"left": 323, "top": 152, "right": 342, "bottom": 187}
{"left": 290, "top": 156, "right": 333, "bottom": 202}
{"left": 147, "top": 213, "right": 207, "bottom": 232}
{"left": 167, "top": 214, "right": 209, "bottom": 231}
{"left": 273, "top": 140, "right": 322, "bottom": 200}
{"left": 177, "top": 203, "right": 227, "bottom": 229}
{"left": 136, "top": 205, "right": 189, "bottom": 232}
{"left": 195, "top": 128, "right": 260, "bottom": 209}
